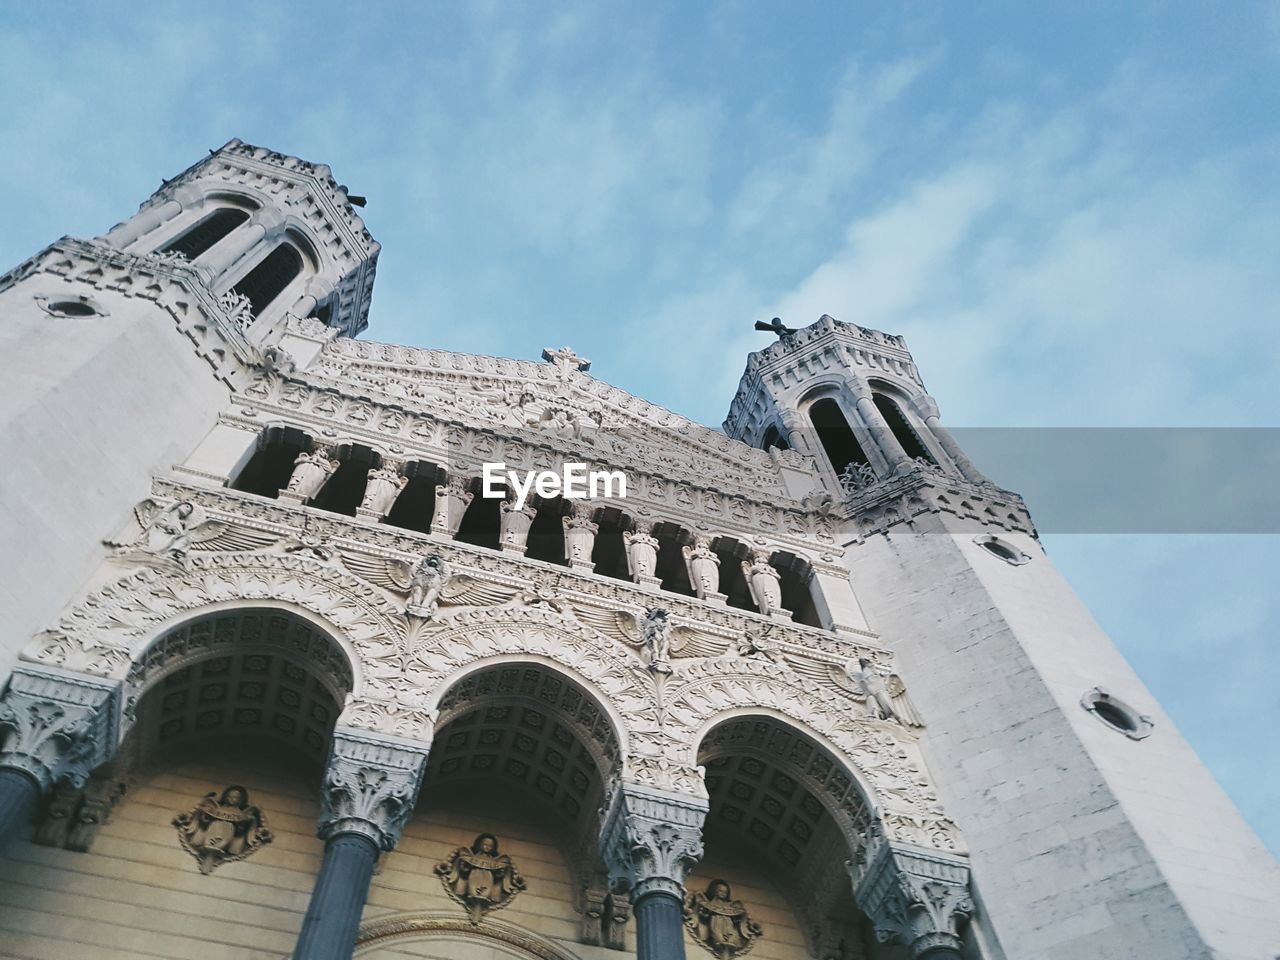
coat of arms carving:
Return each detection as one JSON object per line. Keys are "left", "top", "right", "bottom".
{"left": 435, "top": 833, "right": 527, "bottom": 922}
{"left": 172, "top": 785, "right": 272, "bottom": 874}
{"left": 684, "top": 879, "right": 763, "bottom": 958}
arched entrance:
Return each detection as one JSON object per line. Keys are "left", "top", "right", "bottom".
{"left": 693, "top": 715, "right": 893, "bottom": 960}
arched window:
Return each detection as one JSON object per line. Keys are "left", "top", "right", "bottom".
{"left": 808, "top": 398, "right": 869, "bottom": 477}
{"left": 160, "top": 208, "right": 248, "bottom": 261}
{"left": 232, "top": 242, "right": 303, "bottom": 315}
{"left": 872, "top": 392, "right": 935, "bottom": 464}
{"left": 761, "top": 425, "right": 789, "bottom": 452}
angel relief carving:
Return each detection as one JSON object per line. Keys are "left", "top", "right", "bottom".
{"left": 105, "top": 499, "right": 278, "bottom": 566}
{"left": 571, "top": 604, "right": 732, "bottom": 667}
{"left": 435, "top": 833, "right": 526, "bottom": 923}
{"left": 339, "top": 551, "right": 519, "bottom": 619}
{"left": 172, "top": 785, "right": 272, "bottom": 874}
{"left": 684, "top": 879, "right": 763, "bottom": 958}
{"left": 782, "top": 654, "right": 924, "bottom": 727}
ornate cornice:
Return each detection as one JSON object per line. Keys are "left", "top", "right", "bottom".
{"left": 841, "top": 466, "right": 1035, "bottom": 538}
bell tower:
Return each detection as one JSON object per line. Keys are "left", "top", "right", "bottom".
{"left": 0, "top": 140, "right": 378, "bottom": 679}
{"left": 726, "top": 313, "right": 1280, "bottom": 960}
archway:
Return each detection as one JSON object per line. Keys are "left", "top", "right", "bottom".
{"left": 692, "top": 715, "right": 894, "bottom": 960}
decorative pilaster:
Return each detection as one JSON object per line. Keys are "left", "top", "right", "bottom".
{"left": 600, "top": 782, "right": 708, "bottom": 960}
{"left": 852, "top": 840, "right": 973, "bottom": 960}
{"left": 0, "top": 666, "right": 119, "bottom": 848}
{"left": 293, "top": 728, "right": 430, "bottom": 960}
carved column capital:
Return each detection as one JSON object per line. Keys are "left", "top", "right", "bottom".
{"left": 0, "top": 666, "right": 119, "bottom": 793}
{"left": 852, "top": 840, "right": 973, "bottom": 959}
{"left": 318, "top": 727, "right": 429, "bottom": 852}
{"left": 600, "top": 781, "right": 708, "bottom": 902}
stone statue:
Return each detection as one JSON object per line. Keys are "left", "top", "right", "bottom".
{"left": 435, "top": 833, "right": 526, "bottom": 923}
{"left": 623, "top": 524, "right": 660, "bottom": 582}
{"left": 105, "top": 499, "right": 275, "bottom": 564}
{"left": 562, "top": 511, "right": 598, "bottom": 567}
{"left": 499, "top": 498, "right": 537, "bottom": 552}
{"left": 406, "top": 554, "right": 451, "bottom": 617}
{"left": 285, "top": 449, "right": 340, "bottom": 500}
{"left": 845, "top": 657, "right": 922, "bottom": 726}
{"left": 359, "top": 464, "right": 408, "bottom": 516}
{"left": 641, "top": 607, "right": 672, "bottom": 674}
{"left": 682, "top": 536, "right": 721, "bottom": 600}
{"left": 172, "top": 785, "right": 272, "bottom": 874}
{"left": 684, "top": 879, "right": 763, "bottom": 958}
{"left": 740, "top": 549, "right": 783, "bottom": 617}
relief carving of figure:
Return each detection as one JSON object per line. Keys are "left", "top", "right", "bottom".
{"left": 682, "top": 536, "right": 721, "bottom": 600}
{"left": 623, "top": 524, "right": 660, "bottom": 582}
{"left": 684, "top": 879, "right": 763, "bottom": 958}
{"left": 406, "top": 554, "right": 451, "bottom": 618}
{"left": 845, "top": 657, "right": 923, "bottom": 727}
{"left": 172, "top": 785, "right": 272, "bottom": 874}
{"left": 641, "top": 607, "right": 672, "bottom": 674}
{"left": 105, "top": 499, "right": 274, "bottom": 565}
{"left": 562, "top": 510, "right": 599, "bottom": 566}
{"left": 435, "top": 833, "right": 526, "bottom": 923}
{"left": 740, "top": 549, "right": 783, "bottom": 616}
{"left": 286, "top": 449, "right": 340, "bottom": 500}
{"left": 359, "top": 464, "right": 408, "bottom": 515}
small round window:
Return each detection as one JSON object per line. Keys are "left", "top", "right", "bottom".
{"left": 1080, "top": 687, "right": 1153, "bottom": 740}
{"left": 38, "top": 294, "right": 105, "bottom": 318}
{"left": 973, "top": 534, "right": 1031, "bottom": 565}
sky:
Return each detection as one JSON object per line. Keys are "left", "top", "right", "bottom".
{"left": 2, "top": 3, "right": 1277, "bottom": 853}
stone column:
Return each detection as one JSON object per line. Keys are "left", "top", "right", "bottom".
{"left": 293, "top": 728, "right": 429, "bottom": 960}
{"left": 201, "top": 208, "right": 285, "bottom": 287}
{"left": 852, "top": 839, "right": 973, "bottom": 960}
{"left": 622, "top": 522, "right": 662, "bottom": 590}
{"left": 600, "top": 782, "right": 708, "bottom": 960}
{"left": 355, "top": 462, "right": 408, "bottom": 522}
{"left": 102, "top": 198, "right": 183, "bottom": 249}
{"left": 923, "top": 415, "right": 988, "bottom": 485}
{"left": 848, "top": 382, "right": 914, "bottom": 476}
{"left": 0, "top": 666, "right": 118, "bottom": 850}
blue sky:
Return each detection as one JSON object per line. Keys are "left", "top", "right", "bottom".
{"left": 2, "top": 3, "right": 1277, "bottom": 852}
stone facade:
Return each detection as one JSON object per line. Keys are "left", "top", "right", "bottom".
{"left": 0, "top": 142, "right": 1277, "bottom": 960}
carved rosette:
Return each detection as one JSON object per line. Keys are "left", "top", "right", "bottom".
{"left": 600, "top": 781, "right": 708, "bottom": 901}
{"left": 0, "top": 667, "right": 119, "bottom": 791}
{"left": 852, "top": 840, "right": 973, "bottom": 960}
{"left": 318, "top": 728, "right": 429, "bottom": 851}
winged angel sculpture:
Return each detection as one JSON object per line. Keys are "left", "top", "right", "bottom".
{"left": 782, "top": 654, "right": 923, "bottom": 727}
{"left": 571, "top": 604, "right": 733, "bottom": 672}
{"left": 339, "top": 551, "right": 519, "bottom": 619}
{"left": 105, "top": 499, "right": 278, "bottom": 567}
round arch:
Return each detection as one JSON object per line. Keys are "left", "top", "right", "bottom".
{"left": 354, "top": 913, "right": 584, "bottom": 959}
{"left": 21, "top": 553, "right": 408, "bottom": 699}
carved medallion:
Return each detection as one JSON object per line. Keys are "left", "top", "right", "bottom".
{"left": 684, "top": 879, "right": 763, "bottom": 958}
{"left": 435, "top": 833, "right": 527, "bottom": 922}
{"left": 172, "top": 785, "right": 272, "bottom": 874}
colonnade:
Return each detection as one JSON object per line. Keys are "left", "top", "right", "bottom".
{"left": 0, "top": 662, "right": 971, "bottom": 960}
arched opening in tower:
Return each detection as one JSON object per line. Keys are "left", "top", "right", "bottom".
{"left": 872, "top": 392, "right": 936, "bottom": 464}
{"left": 808, "top": 398, "right": 869, "bottom": 477}
{"left": 230, "top": 425, "right": 311, "bottom": 499}
{"left": 232, "top": 242, "right": 303, "bottom": 316}
{"left": 159, "top": 208, "right": 249, "bottom": 261}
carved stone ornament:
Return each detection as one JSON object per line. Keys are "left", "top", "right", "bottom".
{"left": 172, "top": 784, "right": 273, "bottom": 874}
{"left": 0, "top": 666, "right": 118, "bottom": 791}
{"left": 600, "top": 782, "right": 708, "bottom": 901}
{"left": 435, "top": 833, "right": 528, "bottom": 923}
{"left": 852, "top": 841, "right": 973, "bottom": 960}
{"left": 318, "top": 728, "right": 429, "bottom": 851}
{"left": 285, "top": 449, "right": 340, "bottom": 500}
{"left": 103, "top": 499, "right": 277, "bottom": 567}
{"left": 684, "top": 879, "right": 764, "bottom": 958}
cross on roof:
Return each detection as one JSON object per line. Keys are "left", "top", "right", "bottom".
{"left": 541, "top": 345, "right": 592, "bottom": 373}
